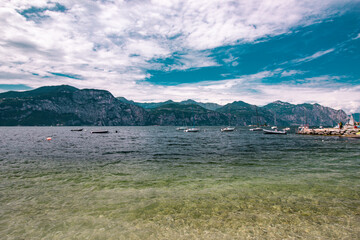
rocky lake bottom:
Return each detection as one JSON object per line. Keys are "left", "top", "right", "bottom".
{"left": 1, "top": 126, "right": 359, "bottom": 239}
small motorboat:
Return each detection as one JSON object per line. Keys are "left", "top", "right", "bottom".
{"left": 263, "top": 129, "right": 287, "bottom": 135}
{"left": 176, "top": 126, "right": 188, "bottom": 131}
{"left": 71, "top": 128, "right": 83, "bottom": 132}
{"left": 91, "top": 130, "right": 109, "bottom": 134}
{"left": 250, "top": 127, "right": 262, "bottom": 131}
{"left": 221, "top": 127, "right": 235, "bottom": 132}
{"left": 184, "top": 128, "right": 200, "bottom": 132}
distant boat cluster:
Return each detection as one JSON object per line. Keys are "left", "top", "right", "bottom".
{"left": 66, "top": 115, "right": 360, "bottom": 138}
{"left": 176, "top": 125, "right": 289, "bottom": 134}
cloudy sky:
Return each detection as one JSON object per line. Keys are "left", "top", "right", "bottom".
{"left": 1, "top": 0, "right": 360, "bottom": 113}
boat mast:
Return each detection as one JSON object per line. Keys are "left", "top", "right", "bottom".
{"left": 256, "top": 106, "right": 260, "bottom": 127}
{"left": 274, "top": 112, "right": 277, "bottom": 126}
{"left": 193, "top": 115, "right": 195, "bottom": 128}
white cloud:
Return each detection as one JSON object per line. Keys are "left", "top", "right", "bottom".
{"left": 258, "top": 84, "right": 360, "bottom": 113}
{"left": 292, "top": 48, "right": 335, "bottom": 63}
{"left": 0, "top": 0, "right": 359, "bottom": 113}
{"left": 281, "top": 70, "right": 304, "bottom": 77}
{"left": 352, "top": 33, "right": 360, "bottom": 40}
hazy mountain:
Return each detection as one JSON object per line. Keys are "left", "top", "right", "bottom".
{"left": 263, "top": 101, "right": 348, "bottom": 126}
{"left": 178, "top": 99, "right": 222, "bottom": 111}
{"left": 148, "top": 103, "right": 228, "bottom": 126}
{"left": 137, "top": 100, "right": 174, "bottom": 109}
{"left": 117, "top": 97, "right": 222, "bottom": 111}
{"left": 217, "top": 101, "right": 283, "bottom": 126}
{"left": 117, "top": 97, "right": 174, "bottom": 109}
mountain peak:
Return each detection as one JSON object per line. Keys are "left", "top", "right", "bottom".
{"left": 0, "top": 85, "right": 79, "bottom": 99}
{"left": 231, "top": 101, "right": 252, "bottom": 107}
{"left": 180, "top": 99, "right": 197, "bottom": 104}
{"left": 272, "top": 100, "right": 291, "bottom": 105}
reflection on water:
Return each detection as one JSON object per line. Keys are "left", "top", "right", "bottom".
{"left": 1, "top": 126, "right": 359, "bottom": 239}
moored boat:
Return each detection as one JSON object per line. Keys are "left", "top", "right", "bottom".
{"left": 221, "top": 127, "right": 235, "bottom": 132}
{"left": 71, "top": 128, "right": 83, "bottom": 131}
{"left": 250, "top": 106, "right": 263, "bottom": 131}
{"left": 91, "top": 130, "right": 109, "bottom": 134}
{"left": 184, "top": 128, "right": 200, "bottom": 132}
{"left": 263, "top": 129, "right": 287, "bottom": 134}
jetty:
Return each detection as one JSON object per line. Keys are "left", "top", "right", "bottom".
{"left": 297, "top": 115, "right": 359, "bottom": 138}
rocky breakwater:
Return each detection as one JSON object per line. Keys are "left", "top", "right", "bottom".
{"left": 298, "top": 126, "right": 360, "bottom": 138}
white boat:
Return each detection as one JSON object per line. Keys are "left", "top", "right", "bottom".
{"left": 221, "top": 127, "right": 235, "bottom": 132}
{"left": 271, "top": 126, "right": 278, "bottom": 129}
{"left": 250, "top": 127, "right": 262, "bottom": 131}
{"left": 184, "top": 128, "right": 200, "bottom": 132}
{"left": 283, "top": 127, "right": 290, "bottom": 131}
{"left": 176, "top": 126, "right": 188, "bottom": 130}
{"left": 263, "top": 129, "right": 287, "bottom": 135}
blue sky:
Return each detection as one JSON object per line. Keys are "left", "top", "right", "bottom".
{"left": 1, "top": 0, "right": 360, "bottom": 112}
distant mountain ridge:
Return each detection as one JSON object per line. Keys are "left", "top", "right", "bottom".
{"left": 147, "top": 102, "right": 228, "bottom": 126}
{"left": 263, "top": 101, "right": 347, "bottom": 126}
{"left": 217, "top": 101, "right": 282, "bottom": 126}
{"left": 118, "top": 97, "right": 222, "bottom": 110}
{"left": 0, "top": 85, "right": 348, "bottom": 126}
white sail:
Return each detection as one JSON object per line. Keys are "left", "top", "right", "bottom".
{"left": 348, "top": 115, "right": 355, "bottom": 126}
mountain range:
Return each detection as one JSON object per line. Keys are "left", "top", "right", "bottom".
{"left": 118, "top": 97, "right": 222, "bottom": 111}
{"left": 0, "top": 85, "right": 350, "bottom": 126}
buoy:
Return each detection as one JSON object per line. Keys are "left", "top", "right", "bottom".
{"left": 46, "top": 137, "right": 52, "bottom": 141}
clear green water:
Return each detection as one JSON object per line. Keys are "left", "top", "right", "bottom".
{"left": 1, "top": 126, "right": 359, "bottom": 239}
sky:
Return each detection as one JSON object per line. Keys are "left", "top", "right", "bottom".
{"left": 1, "top": 0, "right": 360, "bottom": 113}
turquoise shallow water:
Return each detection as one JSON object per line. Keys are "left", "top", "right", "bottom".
{"left": 1, "top": 126, "right": 359, "bottom": 239}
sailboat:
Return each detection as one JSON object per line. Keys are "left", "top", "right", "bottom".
{"left": 346, "top": 114, "right": 356, "bottom": 127}
{"left": 263, "top": 112, "right": 286, "bottom": 134}
{"left": 221, "top": 113, "right": 235, "bottom": 132}
{"left": 271, "top": 112, "right": 277, "bottom": 129}
{"left": 184, "top": 106, "right": 200, "bottom": 132}
{"left": 250, "top": 106, "right": 262, "bottom": 131}
{"left": 176, "top": 112, "right": 188, "bottom": 130}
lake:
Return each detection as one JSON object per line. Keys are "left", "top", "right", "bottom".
{"left": 1, "top": 126, "right": 359, "bottom": 239}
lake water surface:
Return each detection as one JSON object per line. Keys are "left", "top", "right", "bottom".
{"left": 1, "top": 126, "right": 359, "bottom": 239}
